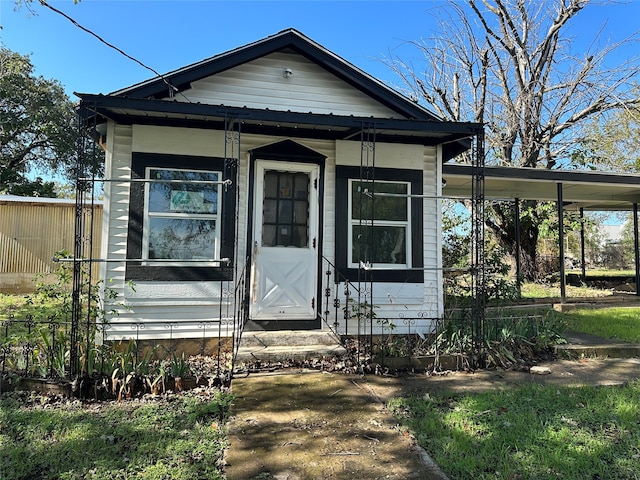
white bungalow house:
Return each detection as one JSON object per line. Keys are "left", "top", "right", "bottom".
{"left": 77, "top": 29, "right": 481, "bottom": 344}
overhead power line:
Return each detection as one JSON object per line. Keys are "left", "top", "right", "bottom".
{"left": 39, "top": 0, "right": 184, "bottom": 100}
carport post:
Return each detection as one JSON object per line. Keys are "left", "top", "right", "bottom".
{"left": 557, "top": 183, "right": 566, "bottom": 301}
{"left": 634, "top": 203, "right": 640, "bottom": 296}
{"left": 514, "top": 198, "right": 521, "bottom": 295}
{"left": 580, "top": 208, "right": 586, "bottom": 281}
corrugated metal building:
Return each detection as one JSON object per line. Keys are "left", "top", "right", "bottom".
{"left": 0, "top": 195, "right": 102, "bottom": 293}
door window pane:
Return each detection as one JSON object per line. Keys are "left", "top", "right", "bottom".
{"left": 278, "top": 200, "right": 293, "bottom": 224}
{"left": 264, "top": 172, "right": 278, "bottom": 197}
{"left": 279, "top": 174, "right": 293, "bottom": 198}
{"left": 294, "top": 173, "right": 309, "bottom": 199}
{"left": 262, "top": 170, "right": 309, "bottom": 247}
{"left": 262, "top": 225, "right": 276, "bottom": 247}
{"left": 263, "top": 199, "right": 277, "bottom": 223}
{"left": 278, "top": 225, "right": 292, "bottom": 246}
{"left": 293, "top": 226, "right": 308, "bottom": 247}
{"left": 294, "top": 200, "right": 308, "bottom": 223}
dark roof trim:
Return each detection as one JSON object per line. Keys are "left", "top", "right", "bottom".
{"left": 109, "top": 29, "right": 440, "bottom": 121}
{"left": 443, "top": 163, "right": 640, "bottom": 187}
{"left": 78, "top": 93, "right": 481, "bottom": 147}
{"left": 78, "top": 93, "right": 481, "bottom": 136}
{"left": 249, "top": 139, "right": 327, "bottom": 161}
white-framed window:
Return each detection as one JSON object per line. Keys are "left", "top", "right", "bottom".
{"left": 143, "top": 167, "right": 222, "bottom": 264}
{"left": 348, "top": 179, "right": 411, "bottom": 268}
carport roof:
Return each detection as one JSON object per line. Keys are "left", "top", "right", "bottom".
{"left": 442, "top": 164, "right": 640, "bottom": 211}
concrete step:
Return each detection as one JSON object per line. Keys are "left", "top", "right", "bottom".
{"left": 555, "top": 343, "right": 640, "bottom": 359}
{"left": 555, "top": 331, "right": 640, "bottom": 358}
{"left": 238, "top": 330, "right": 342, "bottom": 347}
{"left": 235, "top": 344, "right": 348, "bottom": 363}
{"left": 235, "top": 330, "right": 347, "bottom": 362}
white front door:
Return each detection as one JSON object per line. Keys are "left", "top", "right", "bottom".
{"left": 250, "top": 161, "right": 319, "bottom": 321}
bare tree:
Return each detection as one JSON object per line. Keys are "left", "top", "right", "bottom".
{"left": 388, "top": 0, "right": 640, "bottom": 279}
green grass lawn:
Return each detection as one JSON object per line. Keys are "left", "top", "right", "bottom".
{"left": 0, "top": 292, "right": 67, "bottom": 322}
{"left": 388, "top": 305, "right": 640, "bottom": 480}
{"left": 563, "top": 307, "right": 640, "bottom": 343}
{"left": 566, "top": 270, "right": 637, "bottom": 278}
{"left": 389, "top": 382, "right": 640, "bottom": 480}
{"left": 0, "top": 389, "right": 232, "bottom": 480}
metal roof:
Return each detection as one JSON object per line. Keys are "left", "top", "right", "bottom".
{"left": 0, "top": 195, "right": 103, "bottom": 206}
{"left": 77, "top": 93, "right": 481, "bottom": 160}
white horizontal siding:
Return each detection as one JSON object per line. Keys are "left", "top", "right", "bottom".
{"left": 322, "top": 145, "right": 336, "bottom": 269}
{"left": 102, "top": 122, "right": 444, "bottom": 338}
{"left": 106, "top": 127, "right": 341, "bottom": 338}
{"left": 103, "top": 314, "right": 235, "bottom": 341}
{"left": 319, "top": 141, "right": 443, "bottom": 335}
{"left": 423, "top": 146, "right": 443, "bottom": 318}
{"left": 182, "top": 52, "right": 401, "bottom": 118}
{"left": 124, "top": 281, "right": 230, "bottom": 305}
{"left": 101, "top": 123, "right": 132, "bottom": 312}
{"left": 132, "top": 125, "right": 226, "bottom": 157}
{"left": 335, "top": 140, "right": 424, "bottom": 169}
{"left": 323, "top": 281, "right": 440, "bottom": 336}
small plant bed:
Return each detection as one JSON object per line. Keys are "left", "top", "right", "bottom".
{"left": 0, "top": 386, "right": 233, "bottom": 480}
{"left": 563, "top": 307, "right": 640, "bottom": 343}
{"left": 366, "top": 309, "right": 568, "bottom": 372}
{"left": 1, "top": 352, "right": 233, "bottom": 401}
{"left": 389, "top": 381, "right": 640, "bottom": 480}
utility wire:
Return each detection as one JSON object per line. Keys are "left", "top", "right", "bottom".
{"left": 39, "top": 0, "right": 188, "bottom": 101}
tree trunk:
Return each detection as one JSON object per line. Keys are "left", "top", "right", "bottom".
{"left": 485, "top": 201, "right": 541, "bottom": 282}
{"left": 517, "top": 225, "right": 540, "bottom": 281}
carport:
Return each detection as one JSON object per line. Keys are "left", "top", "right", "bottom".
{"left": 442, "top": 163, "right": 640, "bottom": 300}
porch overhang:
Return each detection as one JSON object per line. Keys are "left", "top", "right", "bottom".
{"left": 443, "top": 163, "right": 640, "bottom": 211}
{"left": 76, "top": 93, "right": 481, "bottom": 161}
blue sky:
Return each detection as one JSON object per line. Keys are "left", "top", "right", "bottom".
{"left": 2, "top": 0, "right": 640, "bottom": 101}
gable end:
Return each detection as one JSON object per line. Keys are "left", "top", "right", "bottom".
{"left": 113, "top": 29, "right": 439, "bottom": 121}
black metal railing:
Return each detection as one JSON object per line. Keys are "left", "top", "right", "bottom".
{"left": 320, "top": 255, "right": 443, "bottom": 364}
{"left": 318, "top": 255, "right": 560, "bottom": 370}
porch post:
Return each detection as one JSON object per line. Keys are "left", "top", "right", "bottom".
{"left": 634, "top": 203, "right": 640, "bottom": 296}
{"left": 514, "top": 198, "right": 521, "bottom": 296}
{"left": 557, "top": 183, "right": 566, "bottom": 302}
{"left": 580, "top": 208, "right": 586, "bottom": 281}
